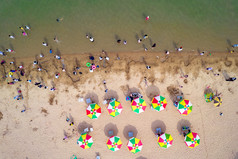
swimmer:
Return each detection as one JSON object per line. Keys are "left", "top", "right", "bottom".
{"left": 0, "top": 51, "right": 6, "bottom": 56}
{"left": 89, "top": 37, "right": 94, "bottom": 42}
{"left": 123, "top": 40, "right": 127, "bottom": 45}
{"left": 56, "top": 17, "right": 63, "bottom": 22}
{"left": 22, "top": 32, "right": 28, "bottom": 36}
{"left": 9, "top": 35, "right": 15, "bottom": 39}
{"left": 6, "top": 49, "right": 14, "bottom": 53}
{"left": 40, "top": 53, "right": 44, "bottom": 58}
{"left": 25, "top": 25, "right": 30, "bottom": 30}
{"left": 54, "top": 36, "right": 60, "bottom": 43}
{"left": 143, "top": 34, "right": 148, "bottom": 39}
{"left": 138, "top": 38, "right": 142, "bottom": 43}
{"left": 55, "top": 55, "right": 61, "bottom": 60}
{"left": 55, "top": 73, "right": 60, "bottom": 79}
{"left": 145, "top": 16, "right": 150, "bottom": 21}
{"left": 19, "top": 26, "right": 25, "bottom": 32}
{"left": 177, "top": 46, "right": 183, "bottom": 51}
{"left": 152, "top": 43, "right": 156, "bottom": 48}
{"left": 42, "top": 42, "right": 48, "bottom": 46}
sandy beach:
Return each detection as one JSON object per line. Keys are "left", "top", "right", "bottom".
{"left": 0, "top": 51, "right": 238, "bottom": 159}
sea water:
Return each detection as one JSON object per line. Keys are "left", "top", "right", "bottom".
{"left": 0, "top": 0, "right": 237, "bottom": 58}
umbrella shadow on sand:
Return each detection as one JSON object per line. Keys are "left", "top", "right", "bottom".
{"left": 84, "top": 92, "right": 99, "bottom": 104}
{"left": 77, "top": 121, "right": 92, "bottom": 134}
{"left": 151, "top": 120, "right": 166, "bottom": 135}
{"left": 104, "top": 89, "right": 119, "bottom": 100}
{"left": 104, "top": 123, "right": 118, "bottom": 137}
{"left": 177, "top": 119, "right": 191, "bottom": 134}
{"left": 146, "top": 85, "right": 160, "bottom": 101}
{"left": 123, "top": 125, "right": 138, "bottom": 140}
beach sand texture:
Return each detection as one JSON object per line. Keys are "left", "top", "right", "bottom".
{"left": 0, "top": 52, "right": 238, "bottom": 159}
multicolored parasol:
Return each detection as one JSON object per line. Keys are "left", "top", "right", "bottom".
{"left": 106, "top": 136, "right": 122, "bottom": 152}
{"left": 157, "top": 133, "right": 173, "bottom": 148}
{"left": 86, "top": 103, "right": 101, "bottom": 119}
{"left": 151, "top": 95, "right": 167, "bottom": 112}
{"left": 77, "top": 133, "right": 93, "bottom": 149}
{"left": 184, "top": 132, "right": 200, "bottom": 148}
{"left": 131, "top": 98, "right": 147, "bottom": 114}
{"left": 107, "top": 101, "right": 123, "bottom": 117}
{"left": 177, "top": 99, "right": 193, "bottom": 116}
{"left": 127, "top": 137, "right": 143, "bottom": 154}
{"left": 214, "top": 96, "right": 222, "bottom": 107}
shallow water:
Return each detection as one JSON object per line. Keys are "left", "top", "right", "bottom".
{"left": 0, "top": 0, "right": 238, "bottom": 58}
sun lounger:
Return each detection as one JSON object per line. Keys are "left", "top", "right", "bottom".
{"left": 128, "top": 132, "right": 133, "bottom": 138}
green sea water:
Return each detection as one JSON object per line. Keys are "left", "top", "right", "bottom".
{"left": 0, "top": 0, "right": 238, "bottom": 58}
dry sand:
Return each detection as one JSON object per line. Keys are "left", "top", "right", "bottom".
{"left": 0, "top": 51, "right": 238, "bottom": 159}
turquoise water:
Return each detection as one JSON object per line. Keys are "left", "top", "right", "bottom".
{"left": 0, "top": 0, "right": 238, "bottom": 58}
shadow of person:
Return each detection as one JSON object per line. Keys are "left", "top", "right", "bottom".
{"left": 84, "top": 92, "right": 99, "bottom": 104}
{"left": 123, "top": 125, "right": 138, "bottom": 140}
{"left": 104, "top": 123, "right": 118, "bottom": 137}
{"left": 104, "top": 89, "right": 119, "bottom": 100}
{"left": 177, "top": 119, "right": 191, "bottom": 134}
{"left": 77, "top": 121, "right": 92, "bottom": 134}
{"left": 151, "top": 120, "right": 166, "bottom": 135}
{"left": 136, "top": 156, "right": 147, "bottom": 159}
{"left": 146, "top": 85, "right": 160, "bottom": 101}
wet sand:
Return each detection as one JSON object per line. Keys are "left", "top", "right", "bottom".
{"left": 0, "top": 51, "right": 238, "bottom": 158}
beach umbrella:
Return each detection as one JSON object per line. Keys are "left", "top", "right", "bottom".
{"left": 151, "top": 95, "right": 167, "bottom": 112}
{"left": 214, "top": 96, "right": 222, "bottom": 107}
{"left": 107, "top": 100, "right": 123, "bottom": 117}
{"left": 77, "top": 133, "right": 93, "bottom": 149}
{"left": 177, "top": 99, "right": 193, "bottom": 116}
{"left": 127, "top": 137, "right": 143, "bottom": 154}
{"left": 106, "top": 136, "right": 122, "bottom": 152}
{"left": 157, "top": 133, "right": 173, "bottom": 149}
{"left": 204, "top": 92, "right": 214, "bottom": 102}
{"left": 131, "top": 97, "right": 147, "bottom": 114}
{"left": 86, "top": 103, "right": 101, "bottom": 119}
{"left": 184, "top": 132, "right": 200, "bottom": 148}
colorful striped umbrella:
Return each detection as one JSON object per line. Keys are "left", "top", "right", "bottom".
{"left": 131, "top": 98, "right": 147, "bottom": 114}
{"left": 107, "top": 101, "right": 123, "bottom": 117}
{"left": 204, "top": 92, "right": 214, "bottom": 102}
{"left": 214, "top": 96, "right": 222, "bottom": 107}
{"left": 177, "top": 99, "right": 193, "bottom": 116}
{"left": 127, "top": 137, "right": 143, "bottom": 154}
{"left": 157, "top": 133, "right": 173, "bottom": 148}
{"left": 86, "top": 103, "right": 101, "bottom": 119}
{"left": 106, "top": 136, "right": 122, "bottom": 152}
{"left": 151, "top": 95, "right": 167, "bottom": 112}
{"left": 77, "top": 133, "right": 93, "bottom": 149}
{"left": 185, "top": 132, "right": 200, "bottom": 148}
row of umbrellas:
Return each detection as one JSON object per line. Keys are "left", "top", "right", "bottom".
{"left": 77, "top": 132, "right": 200, "bottom": 152}
{"left": 86, "top": 95, "right": 193, "bottom": 119}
